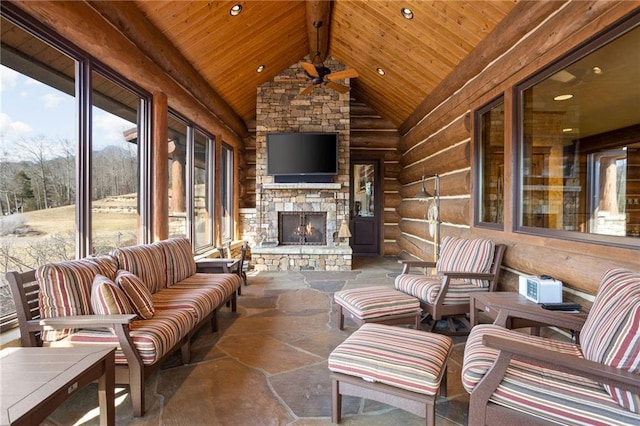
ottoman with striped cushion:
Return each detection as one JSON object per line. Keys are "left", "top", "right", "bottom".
{"left": 334, "top": 286, "right": 422, "bottom": 330}
{"left": 328, "top": 323, "right": 453, "bottom": 425}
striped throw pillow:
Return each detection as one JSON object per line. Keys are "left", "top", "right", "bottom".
{"left": 581, "top": 268, "right": 640, "bottom": 414}
{"left": 91, "top": 274, "right": 133, "bottom": 315}
{"left": 155, "top": 238, "right": 196, "bottom": 286}
{"left": 436, "top": 236, "right": 495, "bottom": 287}
{"left": 115, "top": 270, "right": 155, "bottom": 319}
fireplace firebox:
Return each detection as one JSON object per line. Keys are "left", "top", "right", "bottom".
{"left": 279, "top": 212, "right": 327, "bottom": 245}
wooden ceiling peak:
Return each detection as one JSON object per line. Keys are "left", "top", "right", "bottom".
{"left": 306, "top": 0, "right": 332, "bottom": 64}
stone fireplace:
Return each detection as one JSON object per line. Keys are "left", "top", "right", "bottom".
{"left": 250, "top": 58, "right": 352, "bottom": 271}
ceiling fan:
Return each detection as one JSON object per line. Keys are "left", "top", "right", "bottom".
{"left": 298, "top": 21, "right": 358, "bottom": 96}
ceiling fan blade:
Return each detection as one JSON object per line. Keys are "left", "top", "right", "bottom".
{"left": 299, "top": 84, "right": 316, "bottom": 96}
{"left": 300, "top": 62, "right": 319, "bottom": 78}
{"left": 325, "top": 81, "right": 351, "bottom": 94}
{"left": 327, "top": 69, "right": 359, "bottom": 80}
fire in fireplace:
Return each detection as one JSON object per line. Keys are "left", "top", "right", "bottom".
{"left": 279, "top": 212, "right": 327, "bottom": 245}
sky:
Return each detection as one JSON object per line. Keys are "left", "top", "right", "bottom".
{"left": 0, "top": 65, "right": 133, "bottom": 162}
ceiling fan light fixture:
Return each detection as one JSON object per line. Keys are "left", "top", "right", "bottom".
{"left": 401, "top": 7, "right": 414, "bottom": 20}
{"left": 376, "top": 67, "right": 386, "bottom": 76}
{"left": 229, "top": 4, "right": 242, "bottom": 16}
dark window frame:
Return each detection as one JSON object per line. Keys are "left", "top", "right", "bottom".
{"left": 513, "top": 12, "right": 640, "bottom": 249}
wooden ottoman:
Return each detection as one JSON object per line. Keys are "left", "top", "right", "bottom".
{"left": 334, "top": 286, "right": 422, "bottom": 330}
{"left": 328, "top": 323, "right": 453, "bottom": 425}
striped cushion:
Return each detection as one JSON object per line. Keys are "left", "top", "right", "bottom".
{"left": 113, "top": 243, "right": 167, "bottom": 293}
{"left": 155, "top": 238, "right": 196, "bottom": 286}
{"left": 395, "top": 275, "right": 489, "bottom": 305}
{"left": 153, "top": 287, "right": 218, "bottom": 322}
{"left": 436, "top": 236, "right": 495, "bottom": 287}
{"left": 334, "top": 286, "right": 420, "bottom": 319}
{"left": 115, "top": 270, "right": 155, "bottom": 319}
{"left": 463, "top": 324, "right": 640, "bottom": 425}
{"left": 581, "top": 268, "right": 640, "bottom": 413}
{"left": 175, "top": 273, "right": 241, "bottom": 302}
{"left": 328, "top": 323, "right": 452, "bottom": 396}
{"left": 91, "top": 274, "right": 133, "bottom": 315}
{"left": 47, "top": 309, "right": 195, "bottom": 366}
{"left": 36, "top": 255, "right": 118, "bottom": 341}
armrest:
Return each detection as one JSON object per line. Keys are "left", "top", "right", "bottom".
{"left": 439, "top": 271, "right": 495, "bottom": 280}
{"left": 27, "top": 314, "right": 136, "bottom": 331}
{"left": 196, "top": 259, "right": 232, "bottom": 273}
{"left": 483, "top": 334, "right": 640, "bottom": 393}
{"left": 398, "top": 259, "right": 437, "bottom": 274}
{"left": 492, "top": 307, "right": 586, "bottom": 331}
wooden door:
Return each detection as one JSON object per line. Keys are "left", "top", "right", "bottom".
{"left": 350, "top": 161, "right": 380, "bottom": 254}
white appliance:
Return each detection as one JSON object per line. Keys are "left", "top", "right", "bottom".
{"left": 518, "top": 275, "right": 563, "bottom": 303}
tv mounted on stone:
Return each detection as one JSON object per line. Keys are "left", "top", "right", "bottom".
{"left": 266, "top": 132, "right": 338, "bottom": 183}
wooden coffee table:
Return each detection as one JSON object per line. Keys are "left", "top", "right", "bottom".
{"left": 470, "top": 292, "right": 588, "bottom": 339}
{"left": 1, "top": 346, "right": 116, "bottom": 426}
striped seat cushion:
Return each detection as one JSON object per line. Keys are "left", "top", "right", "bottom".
{"left": 334, "top": 286, "right": 420, "bottom": 319}
{"left": 47, "top": 308, "right": 195, "bottom": 366}
{"left": 437, "top": 236, "right": 495, "bottom": 287}
{"left": 328, "top": 323, "right": 452, "bottom": 396}
{"left": 155, "top": 238, "right": 197, "bottom": 286}
{"left": 174, "top": 273, "right": 241, "bottom": 302}
{"left": 462, "top": 324, "right": 640, "bottom": 425}
{"left": 36, "top": 255, "right": 118, "bottom": 341}
{"left": 580, "top": 268, "right": 640, "bottom": 413}
{"left": 153, "top": 286, "right": 219, "bottom": 322}
{"left": 395, "top": 275, "right": 489, "bottom": 305}
{"left": 113, "top": 243, "right": 167, "bottom": 293}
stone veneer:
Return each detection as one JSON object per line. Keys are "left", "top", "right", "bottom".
{"left": 252, "top": 58, "right": 352, "bottom": 271}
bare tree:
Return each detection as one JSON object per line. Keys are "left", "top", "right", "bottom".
{"left": 16, "top": 136, "right": 52, "bottom": 209}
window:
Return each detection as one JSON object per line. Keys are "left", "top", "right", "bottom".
{"left": 221, "top": 144, "right": 233, "bottom": 242}
{"left": 475, "top": 96, "right": 505, "bottom": 228}
{"left": 0, "top": 9, "right": 150, "bottom": 330}
{"left": 515, "top": 17, "right": 639, "bottom": 247}
{"left": 167, "top": 111, "right": 215, "bottom": 249}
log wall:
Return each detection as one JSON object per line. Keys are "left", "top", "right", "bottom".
{"left": 397, "top": 1, "right": 640, "bottom": 297}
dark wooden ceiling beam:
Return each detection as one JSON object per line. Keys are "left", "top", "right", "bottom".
{"left": 398, "top": 1, "right": 564, "bottom": 137}
{"left": 87, "top": 0, "right": 248, "bottom": 138}
{"left": 306, "top": 0, "right": 332, "bottom": 63}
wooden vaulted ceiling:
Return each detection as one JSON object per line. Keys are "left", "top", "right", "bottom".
{"left": 130, "top": 0, "right": 518, "bottom": 133}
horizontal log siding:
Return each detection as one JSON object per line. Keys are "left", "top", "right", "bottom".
{"left": 351, "top": 102, "right": 402, "bottom": 255}
{"left": 397, "top": 1, "right": 640, "bottom": 296}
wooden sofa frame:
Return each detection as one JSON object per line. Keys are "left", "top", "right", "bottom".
{"left": 398, "top": 244, "right": 507, "bottom": 334}
{"left": 6, "top": 264, "right": 236, "bottom": 417}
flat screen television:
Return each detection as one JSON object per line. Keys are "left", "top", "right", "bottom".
{"left": 266, "top": 132, "right": 338, "bottom": 179}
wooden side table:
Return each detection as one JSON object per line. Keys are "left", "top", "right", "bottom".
{"left": 470, "top": 292, "right": 588, "bottom": 340}
{"left": 1, "top": 346, "right": 116, "bottom": 426}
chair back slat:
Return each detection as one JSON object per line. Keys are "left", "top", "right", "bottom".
{"left": 6, "top": 269, "right": 42, "bottom": 347}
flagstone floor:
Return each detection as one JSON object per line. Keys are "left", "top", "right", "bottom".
{"left": 45, "top": 256, "right": 473, "bottom": 425}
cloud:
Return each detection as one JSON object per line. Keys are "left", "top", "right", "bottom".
{"left": 0, "top": 66, "right": 19, "bottom": 92}
{"left": 40, "top": 93, "right": 65, "bottom": 109}
{"left": 0, "top": 112, "right": 33, "bottom": 140}
{"left": 93, "top": 111, "right": 135, "bottom": 146}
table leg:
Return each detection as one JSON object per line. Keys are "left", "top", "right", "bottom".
{"left": 470, "top": 297, "right": 478, "bottom": 328}
{"left": 98, "top": 351, "right": 115, "bottom": 426}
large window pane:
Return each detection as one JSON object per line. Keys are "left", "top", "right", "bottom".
{"left": 517, "top": 22, "right": 639, "bottom": 246}
{"left": 194, "top": 130, "right": 212, "bottom": 249}
{"left": 168, "top": 114, "right": 188, "bottom": 238}
{"left": 475, "top": 97, "right": 505, "bottom": 227}
{"left": 91, "top": 71, "right": 140, "bottom": 254}
{"left": 0, "top": 18, "right": 77, "bottom": 319}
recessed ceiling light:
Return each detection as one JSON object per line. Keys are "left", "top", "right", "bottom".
{"left": 256, "top": 65, "right": 265, "bottom": 73}
{"left": 562, "top": 128, "right": 574, "bottom": 133}
{"left": 554, "top": 94, "right": 573, "bottom": 101}
{"left": 592, "top": 66, "right": 603, "bottom": 75}
{"left": 376, "top": 67, "right": 386, "bottom": 76}
{"left": 230, "top": 4, "right": 242, "bottom": 16}
{"left": 401, "top": 7, "right": 414, "bottom": 20}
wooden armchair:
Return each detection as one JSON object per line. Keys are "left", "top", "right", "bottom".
{"left": 395, "top": 236, "right": 506, "bottom": 334}
{"left": 462, "top": 268, "right": 640, "bottom": 425}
